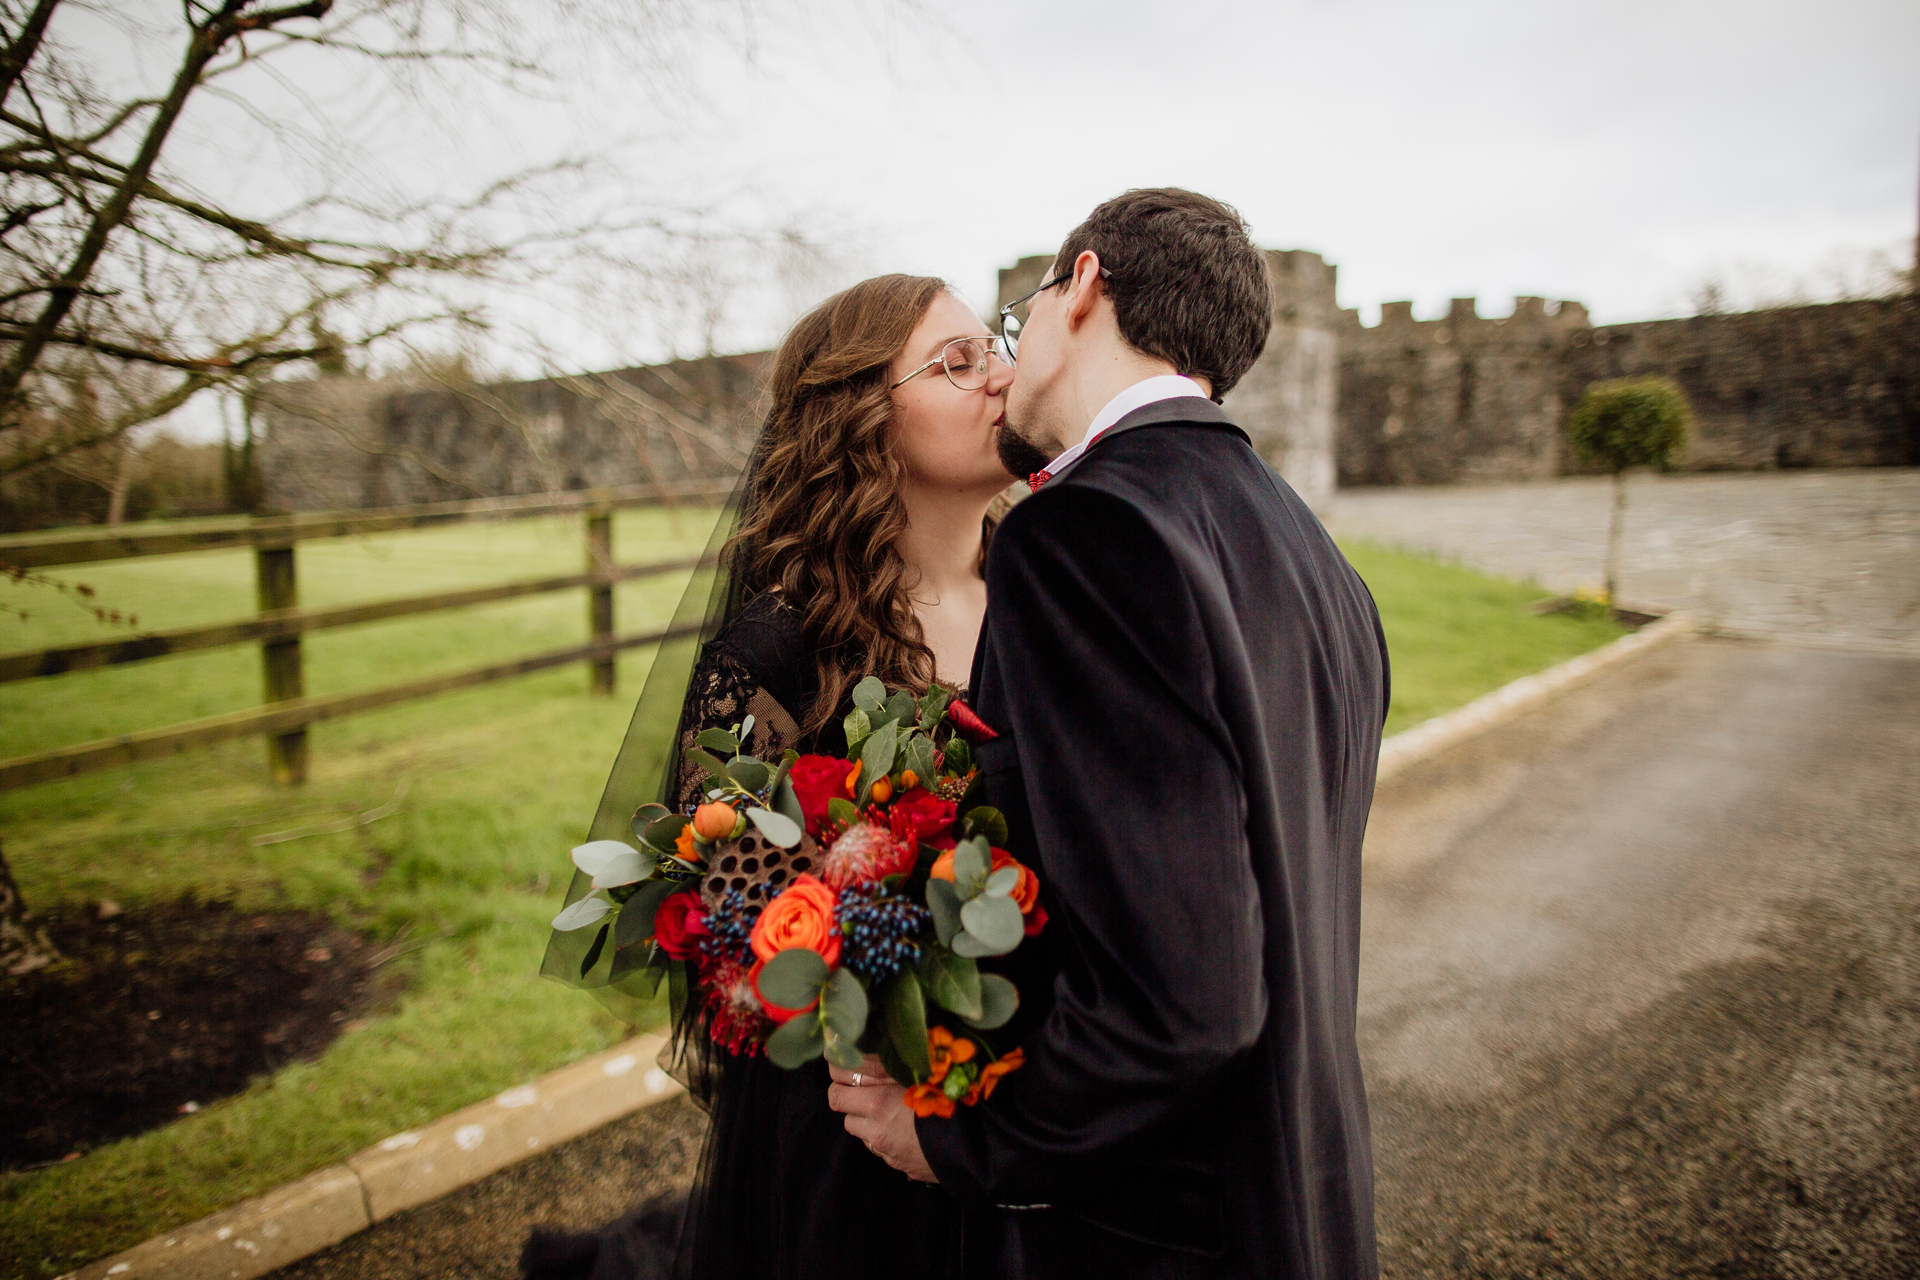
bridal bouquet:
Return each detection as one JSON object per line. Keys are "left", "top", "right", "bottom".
{"left": 551, "top": 678, "right": 1043, "bottom": 1114}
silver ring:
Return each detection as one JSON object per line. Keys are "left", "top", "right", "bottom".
{"left": 852, "top": 1072, "right": 862, "bottom": 1087}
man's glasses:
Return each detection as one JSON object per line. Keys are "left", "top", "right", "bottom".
{"left": 891, "top": 336, "right": 1011, "bottom": 391}
{"left": 997, "top": 266, "right": 1111, "bottom": 362}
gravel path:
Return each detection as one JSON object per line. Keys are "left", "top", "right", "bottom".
{"left": 1362, "top": 636, "right": 1920, "bottom": 1278}
{"left": 1327, "top": 468, "right": 1920, "bottom": 654}
{"left": 268, "top": 636, "right": 1920, "bottom": 1279}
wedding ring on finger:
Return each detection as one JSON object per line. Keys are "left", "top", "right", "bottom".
{"left": 852, "top": 1072, "right": 862, "bottom": 1087}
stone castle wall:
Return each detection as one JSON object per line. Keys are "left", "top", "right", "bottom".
{"left": 258, "top": 258, "right": 1915, "bottom": 515}
{"left": 259, "top": 353, "right": 767, "bottom": 513}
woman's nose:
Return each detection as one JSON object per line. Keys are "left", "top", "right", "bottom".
{"left": 986, "top": 354, "right": 1015, "bottom": 396}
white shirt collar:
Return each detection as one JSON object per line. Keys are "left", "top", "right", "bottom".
{"left": 1043, "top": 374, "right": 1210, "bottom": 474}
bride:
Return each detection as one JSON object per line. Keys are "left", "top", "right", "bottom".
{"left": 528, "top": 274, "right": 1016, "bottom": 1279}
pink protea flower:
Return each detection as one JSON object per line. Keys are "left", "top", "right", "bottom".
{"left": 820, "top": 819, "right": 915, "bottom": 890}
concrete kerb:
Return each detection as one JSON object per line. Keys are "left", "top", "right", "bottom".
{"left": 61, "top": 1034, "right": 680, "bottom": 1280}
{"left": 60, "top": 615, "right": 1697, "bottom": 1280}
{"left": 1375, "top": 610, "right": 1697, "bottom": 788}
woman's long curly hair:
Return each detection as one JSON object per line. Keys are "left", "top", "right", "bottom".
{"left": 729, "top": 274, "right": 994, "bottom": 735}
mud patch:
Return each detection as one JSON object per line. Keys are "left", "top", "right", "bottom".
{"left": 1, "top": 898, "right": 391, "bottom": 1169}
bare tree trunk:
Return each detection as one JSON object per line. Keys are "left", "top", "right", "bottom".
{"left": 0, "top": 840, "right": 59, "bottom": 976}
{"left": 105, "top": 436, "right": 134, "bottom": 526}
{"left": 1606, "top": 468, "right": 1628, "bottom": 608}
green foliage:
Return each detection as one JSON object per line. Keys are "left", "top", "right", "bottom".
{"left": 1565, "top": 375, "right": 1692, "bottom": 474}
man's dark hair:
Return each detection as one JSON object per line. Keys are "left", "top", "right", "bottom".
{"left": 1051, "top": 188, "right": 1273, "bottom": 401}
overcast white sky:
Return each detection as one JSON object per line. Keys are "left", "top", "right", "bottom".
{"left": 66, "top": 0, "right": 1920, "bottom": 427}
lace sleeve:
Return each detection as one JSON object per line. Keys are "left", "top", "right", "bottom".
{"left": 671, "top": 644, "right": 804, "bottom": 810}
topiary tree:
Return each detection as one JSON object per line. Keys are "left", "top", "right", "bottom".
{"left": 1565, "top": 376, "right": 1692, "bottom": 609}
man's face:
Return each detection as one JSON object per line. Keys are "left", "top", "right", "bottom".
{"left": 997, "top": 274, "right": 1071, "bottom": 476}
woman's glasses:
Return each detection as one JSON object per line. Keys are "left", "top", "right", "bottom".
{"left": 891, "top": 336, "right": 1012, "bottom": 391}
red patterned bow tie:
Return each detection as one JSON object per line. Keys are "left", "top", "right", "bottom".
{"left": 1028, "top": 470, "right": 1051, "bottom": 490}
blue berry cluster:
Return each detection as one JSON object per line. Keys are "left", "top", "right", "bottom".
{"left": 837, "top": 887, "right": 930, "bottom": 984}
{"left": 699, "top": 888, "right": 761, "bottom": 968}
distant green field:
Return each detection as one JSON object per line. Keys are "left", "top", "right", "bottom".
{"left": 0, "top": 514, "right": 1622, "bottom": 1276}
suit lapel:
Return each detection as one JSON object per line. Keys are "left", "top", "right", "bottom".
{"left": 1045, "top": 397, "right": 1248, "bottom": 486}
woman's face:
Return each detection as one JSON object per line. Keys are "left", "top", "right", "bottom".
{"left": 888, "top": 291, "right": 1017, "bottom": 494}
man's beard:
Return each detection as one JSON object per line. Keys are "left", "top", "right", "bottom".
{"left": 995, "top": 415, "right": 1054, "bottom": 480}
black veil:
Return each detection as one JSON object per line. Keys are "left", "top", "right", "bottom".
{"left": 537, "top": 437, "right": 769, "bottom": 1027}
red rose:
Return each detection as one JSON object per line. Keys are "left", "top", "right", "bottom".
{"left": 652, "top": 891, "right": 709, "bottom": 960}
{"left": 788, "top": 754, "right": 855, "bottom": 837}
{"left": 887, "top": 787, "right": 958, "bottom": 842}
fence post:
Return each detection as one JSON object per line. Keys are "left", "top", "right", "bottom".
{"left": 586, "top": 510, "right": 614, "bottom": 696}
{"left": 256, "top": 544, "right": 308, "bottom": 783}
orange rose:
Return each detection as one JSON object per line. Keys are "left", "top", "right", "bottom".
{"left": 905, "top": 1083, "right": 956, "bottom": 1118}
{"left": 749, "top": 955, "right": 816, "bottom": 1025}
{"left": 749, "top": 873, "right": 842, "bottom": 967}
{"left": 965, "top": 1047, "right": 1025, "bottom": 1104}
{"left": 926, "top": 1025, "right": 976, "bottom": 1085}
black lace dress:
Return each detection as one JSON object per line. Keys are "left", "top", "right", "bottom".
{"left": 524, "top": 592, "right": 955, "bottom": 1280}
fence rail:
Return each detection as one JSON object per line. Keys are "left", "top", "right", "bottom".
{"left": 0, "top": 484, "right": 731, "bottom": 791}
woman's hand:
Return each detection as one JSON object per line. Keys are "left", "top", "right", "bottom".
{"left": 826, "top": 1055, "right": 936, "bottom": 1183}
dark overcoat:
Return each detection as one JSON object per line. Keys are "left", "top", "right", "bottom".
{"left": 917, "top": 399, "right": 1389, "bottom": 1280}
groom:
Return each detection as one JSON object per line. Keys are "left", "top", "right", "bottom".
{"left": 830, "top": 188, "right": 1387, "bottom": 1279}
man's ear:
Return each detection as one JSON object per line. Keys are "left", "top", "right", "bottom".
{"left": 1062, "top": 250, "right": 1107, "bottom": 333}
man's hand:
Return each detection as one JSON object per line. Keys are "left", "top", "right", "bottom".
{"left": 827, "top": 1055, "right": 937, "bottom": 1183}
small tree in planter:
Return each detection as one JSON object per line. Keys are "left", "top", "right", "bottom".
{"left": 1565, "top": 376, "right": 1692, "bottom": 609}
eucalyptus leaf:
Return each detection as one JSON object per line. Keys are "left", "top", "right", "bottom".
{"left": 884, "top": 970, "right": 932, "bottom": 1083}
{"left": 642, "top": 812, "right": 691, "bottom": 855}
{"left": 952, "top": 838, "right": 989, "bottom": 897}
{"left": 964, "top": 806, "right": 1009, "bottom": 848}
{"left": 843, "top": 708, "right": 871, "bottom": 757}
{"left": 589, "top": 847, "right": 656, "bottom": 889}
{"left": 983, "top": 865, "right": 1021, "bottom": 899}
{"left": 917, "top": 686, "right": 953, "bottom": 734}
{"left": 615, "top": 880, "right": 679, "bottom": 948}
{"left": 827, "top": 797, "right": 860, "bottom": 832}
{"left": 960, "top": 894, "right": 1025, "bottom": 954}
{"left": 950, "top": 931, "right": 994, "bottom": 957}
{"left": 820, "top": 966, "right": 870, "bottom": 1047}
{"left": 859, "top": 721, "right": 899, "bottom": 796}
{"left": 726, "top": 757, "right": 772, "bottom": 793}
{"left": 958, "top": 973, "right": 1019, "bottom": 1030}
{"left": 686, "top": 746, "right": 733, "bottom": 781}
{"left": 918, "top": 946, "right": 982, "bottom": 1020}
{"left": 823, "top": 1020, "right": 865, "bottom": 1070}
{"left": 903, "top": 736, "right": 938, "bottom": 789}
{"left": 765, "top": 1011, "right": 825, "bottom": 1068}
{"left": 630, "top": 804, "right": 670, "bottom": 842}
{"left": 773, "top": 776, "right": 804, "bottom": 829}
{"left": 758, "top": 947, "right": 828, "bottom": 1010}
{"left": 551, "top": 894, "right": 611, "bottom": 931}
{"left": 740, "top": 713, "right": 755, "bottom": 741}
{"left": 695, "top": 726, "right": 740, "bottom": 756}
{"left": 852, "top": 676, "right": 887, "bottom": 715}
{"left": 579, "top": 921, "right": 610, "bottom": 977}
{"left": 884, "top": 690, "right": 917, "bottom": 728}
{"left": 746, "top": 806, "right": 803, "bottom": 849}
{"left": 571, "top": 839, "right": 641, "bottom": 878}
{"left": 924, "top": 877, "right": 962, "bottom": 946}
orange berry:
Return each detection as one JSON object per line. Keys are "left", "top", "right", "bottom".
{"left": 692, "top": 802, "right": 738, "bottom": 842}
{"left": 871, "top": 776, "right": 893, "bottom": 803}
{"left": 900, "top": 769, "right": 918, "bottom": 789}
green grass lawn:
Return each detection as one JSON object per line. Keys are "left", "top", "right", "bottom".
{"left": 0, "top": 519, "right": 1621, "bottom": 1276}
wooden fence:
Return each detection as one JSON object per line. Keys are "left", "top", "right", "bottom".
{"left": 0, "top": 482, "right": 730, "bottom": 791}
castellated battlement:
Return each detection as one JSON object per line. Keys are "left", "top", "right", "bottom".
{"left": 259, "top": 248, "right": 1915, "bottom": 516}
